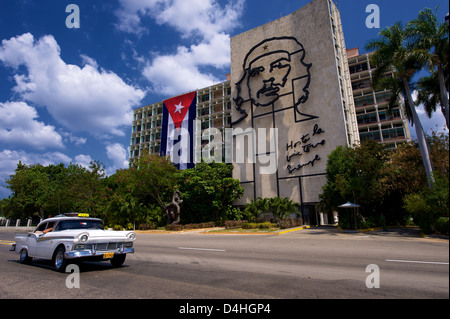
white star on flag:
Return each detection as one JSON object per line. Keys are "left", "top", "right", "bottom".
{"left": 174, "top": 102, "right": 185, "bottom": 113}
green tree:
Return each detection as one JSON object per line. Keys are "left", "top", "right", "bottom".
{"left": 320, "top": 141, "right": 387, "bottom": 222}
{"left": 367, "top": 22, "right": 435, "bottom": 186}
{"left": 406, "top": 7, "right": 449, "bottom": 128}
{"left": 102, "top": 154, "right": 178, "bottom": 228}
{"left": 132, "top": 154, "right": 179, "bottom": 209}
{"left": 64, "top": 161, "right": 106, "bottom": 217}
{"left": 2, "top": 161, "right": 110, "bottom": 220}
{"left": 404, "top": 173, "right": 449, "bottom": 234}
{"left": 3, "top": 163, "right": 52, "bottom": 220}
{"left": 415, "top": 71, "right": 449, "bottom": 128}
{"left": 175, "top": 162, "right": 243, "bottom": 224}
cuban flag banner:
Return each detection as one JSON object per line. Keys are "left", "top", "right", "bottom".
{"left": 160, "top": 91, "right": 197, "bottom": 170}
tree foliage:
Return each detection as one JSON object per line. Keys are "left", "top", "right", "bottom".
{"left": 0, "top": 156, "right": 244, "bottom": 229}
{"left": 320, "top": 133, "right": 449, "bottom": 231}
{"left": 242, "top": 197, "right": 299, "bottom": 222}
{"left": 175, "top": 162, "right": 243, "bottom": 224}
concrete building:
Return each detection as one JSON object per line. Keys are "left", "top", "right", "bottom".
{"left": 347, "top": 48, "right": 411, "bottom": 148}
{"left": 229, "top": 0, "right": 359, "bottom": 224}
{"left": 130, "top": 0, "right": 361, "bottom": 224}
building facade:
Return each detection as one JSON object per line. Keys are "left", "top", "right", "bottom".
{"left": 347, "top": 48, "right": 411, "bottom": 148}
{"left": 229, "top": 0, "right": 359, "bottom": 225}
{"left": 130, "top": 0, "right": 362, "bottom": 224}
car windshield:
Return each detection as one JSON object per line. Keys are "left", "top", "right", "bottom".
{"left": 57, "top": 219, "right": 104, "bottom": 231}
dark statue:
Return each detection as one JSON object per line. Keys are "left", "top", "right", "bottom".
{"left": 165, "top": 190, "right": 183, "bottom": 225}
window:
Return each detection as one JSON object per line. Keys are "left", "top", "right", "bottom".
{"left": 35, "top": 223, "right": 47, "bottom": 233}
{"left": 352, "top": 79, "right": 371, "bottom": 90}
{"left": 382, "top": 128, "right": 405, "bottom": 140}
{"left": 360, "top": 131, "right": 381, "bottom": 141}
{"left": 357, "top": 113, "right": 377, "bottom": 124}
{"left": 56, "top": 219, "right": 104, "bottom": 231}
{"left": 354, "top": 95, "right": 375, "bottom": 107}
{"left": 349, "top": 62, "right": 368, "bottom": 74}
{"left": 375, "top": 92, "right": 391, "bottom": 103}
{"left": 201, "top": 94, "right": 209, "bottom": 102}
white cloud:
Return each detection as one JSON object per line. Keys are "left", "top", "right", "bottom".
{"left": 0, "top": 33, "right": 146, "bottom": 137}
{"left": 60, "top": 131, "right": 87, "bottom": 146}
{"left": 115, "top": 0, "right": 162, "bottom": 35}
{"left": 116, "top": 0, "right": 245, "bottom": 37}
{"left": 143, "top": 47, "right": 219, "bottom": 95}
{"left": 106, "top": 143, "right": 129, "bottom": 174}
{"left": 116, "top": 0, "right": 244, "bottom": 95}
{"left": 154, "top": 0, "right": 245, "bottom": 39}
{"left": 74, "top": 154, "right": 94, "bottom": 170}
{"left": 0, "top": 149, "right": 72, "bottom": 181}
{"left": 0, "top": 101, "right": 64, "bottom": 150}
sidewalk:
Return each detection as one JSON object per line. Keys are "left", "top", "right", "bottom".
{"left": 337, "top": 225, "right": 449, "bottom": 240}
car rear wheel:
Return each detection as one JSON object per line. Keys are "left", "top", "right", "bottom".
{"left": 110, "top": 254, "right": 126, "bottom": 267}
{"left": 19, "top": 249, "right": 32, "bottom": 264}
{"left": 53, "top": 246, "right": 68, "bottom": 272}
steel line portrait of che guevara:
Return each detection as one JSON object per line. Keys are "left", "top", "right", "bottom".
{"left": 232, "top": 36, "right": 317, "bottom": 125}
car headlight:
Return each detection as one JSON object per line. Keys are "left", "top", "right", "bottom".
{"left": 127, "top": 233, "right": 136, "bottom": 241}
{"left": 79, "top": 234, "right": 89, "bottom": 243}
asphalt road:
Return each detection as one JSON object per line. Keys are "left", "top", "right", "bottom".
{"left": 0, "top": 227, "right": 448, "bottom": 301}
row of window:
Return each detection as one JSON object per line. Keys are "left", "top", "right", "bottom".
{"left": 349, "top": 62, "right": 369, "bottom": 74}
{"left": 354, "top": 91, "right": 392, "bottom": 107}
{"left": 360, "top": 127, "right": 406, "bottom": 142}
{"left": 357, "top": 109, "right": 401, "bottom": 124}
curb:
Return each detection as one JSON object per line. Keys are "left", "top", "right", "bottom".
{"left": 136, "top": 226, "right": 315, "bottom": 235}
{"left": 201, "top": 225, "right": 315, "bottom": 235}
{"left": 277, "top": 225, "right": 313, "bottom": 235}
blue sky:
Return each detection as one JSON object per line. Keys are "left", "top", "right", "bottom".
{"left": 0, "top": 0, "right": 448, "bottom": 199}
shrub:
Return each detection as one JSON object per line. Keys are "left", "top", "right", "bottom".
{"left": 403, "top": 174, "right": 449, "bottom": 234}
{"left": 224, "top": 220, "right": 248, "bottom": 229}
{"left": 242, "top": 197, "right": 300, "bottom": 221}
{"left": 164, "top": 222, "right": 216, "bottom": 231}
{"left": 434, "top": 217, "right": 449, "bottom": 236}
{"left": 277, "top": 218, "right": 303, "bottom": 229}
{"left": 138, "top": 223, "right": 157, "bottom": 230}
{"left": 242, "top": 222, "right": 277, "bottom": 230}
{"left": 165, "top": 224, "right": 183, "bottom": 231}
{"left": 183, "top": 222, "right": 215, "bottom": 230}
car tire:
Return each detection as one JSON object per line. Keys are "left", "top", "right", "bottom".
{"left": 19, "top": 248, "right": 32, "bottom": 264}
{"left": 110, "top": 254, "right": 126, "bottom": 267}
{"left": 53, "top": 246, "right": 68, "bottom": 272}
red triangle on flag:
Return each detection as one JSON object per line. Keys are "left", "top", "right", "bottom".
{"left": 164, "top": 92, "right": 196, "bottom": 129}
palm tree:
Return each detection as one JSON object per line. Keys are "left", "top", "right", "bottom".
{"left": 416, "top": 70, "right": 449, "bottom": 128}
{"left": 366, "top": 23, "right": 435, "bottom": 186}
{"left": 406, "top": 8, "right": 449, "bottom": 129}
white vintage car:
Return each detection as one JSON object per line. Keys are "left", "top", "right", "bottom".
{"left": 11, "top": 213, "right": 136, "bottom": 272}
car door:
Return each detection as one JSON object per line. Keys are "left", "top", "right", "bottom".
{"left": 36, "top": 222, "right": 55, "bottom": 259}
{"left": 26, "top": 223, "right": 47, "bottom": 257}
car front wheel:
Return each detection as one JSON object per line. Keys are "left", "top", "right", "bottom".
{"left": 19, "top": 248, "right": 32, "bottom": 264}
{"left": 53, "top": 247, "right": 68, "bottom": 272}
{"left": 110, "top": 254, "right": 126, "bottom": 267}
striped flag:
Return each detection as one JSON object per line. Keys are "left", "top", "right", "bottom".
{"left": 160, "top": 91, "right": 197, "bottom": 170}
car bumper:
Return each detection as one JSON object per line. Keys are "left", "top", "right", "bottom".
{"left": 65, "top": 247, "right": 134, "bottom": 259}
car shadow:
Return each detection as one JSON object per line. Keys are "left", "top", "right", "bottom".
{"left": 8, "top": 258, "right": 129, "bottom": 273}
